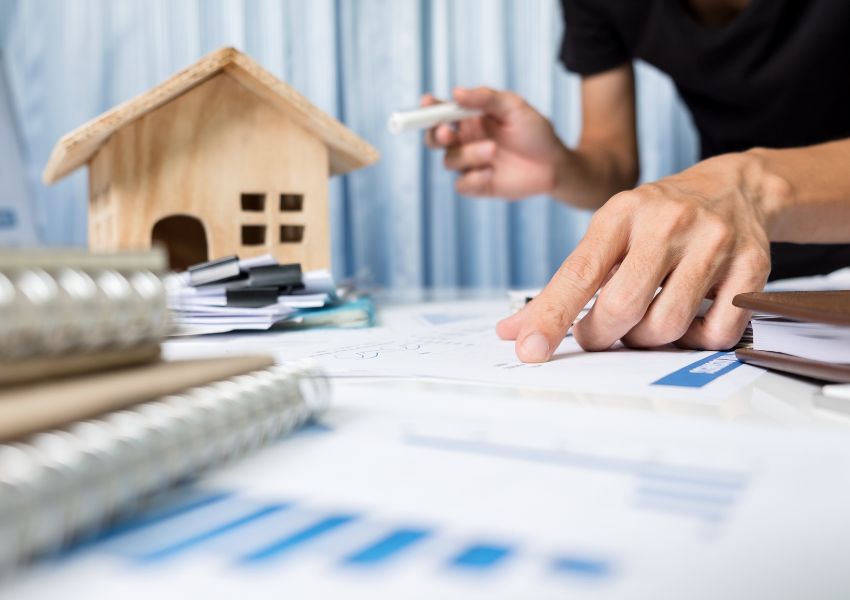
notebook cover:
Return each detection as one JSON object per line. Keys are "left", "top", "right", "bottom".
{"left": 732, "top": 291, "right": 850, "bottom": 325}
{"left": 0, "top": 354, "right": 275, "bottom": 441}
{"left": 735, "top": 347, "right": 850, "bottom": 383}
{"left": 0, "top": 343, "right": 161, "bottom": 387}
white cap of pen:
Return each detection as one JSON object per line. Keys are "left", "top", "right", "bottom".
{"left": 387, "top": 102, "right": 483, "bottom": 134}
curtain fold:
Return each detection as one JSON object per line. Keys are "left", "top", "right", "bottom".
{"left": 2, "top": 0, "right": 697, "bottom": 289}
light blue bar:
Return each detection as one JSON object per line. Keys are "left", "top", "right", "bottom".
{"left": 241, "top": 514, "right": 358, "bottom": 562}
{"left": 71, "top": 490, "right": 232, "bottom": 552}
{"left": 342, "top": 528, "right": 431, "bottom": 565}
{"left": 450, "top": 544, "right": 513, "bottom": 570}
{"left": 637, "top": 486, "right": 740, "bottom": 506}
{"left": 551, "top": 556, "right": 612, "bottom": 578}
{"left": 140, "top": 503, "right": 290, "bottom": 562}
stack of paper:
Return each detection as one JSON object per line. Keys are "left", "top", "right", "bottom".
{"left": 166, "top": 254, "right": 372, "bottom": 336}
{"left": 750, "top": 317, "right": 850, "bottom": 363}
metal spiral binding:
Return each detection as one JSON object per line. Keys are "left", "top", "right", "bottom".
{"left": 0, "top": 360, "right": 330, "bottom": 573}
{"left": 0, "top": 266, "right": 168, "bottom": 359}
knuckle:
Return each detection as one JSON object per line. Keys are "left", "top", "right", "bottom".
{"left": 599, "top": 294, "right": 644, "bottom": 326}
{"left": 606, "top": 190, "right": 640, "bottom": 211}
{"left": 503, "top": 91, "right": 525, "bottom": 109}
{"left": 646, "top": 309, "right": 692, "bottom": 345}
{"left": 702, "top": 215, "right": 734, "bottom": 244}
{"left": 556, "top": 253, "right": 600, "bottom": 291}
{"left": 534, "top": 299, "right": 573, "bottom": 332}
{"left": 698, "top": 322, "right": 740, "bottom": 350}
{"left": 739, "top": 247, "right": 771, "bottom": 276}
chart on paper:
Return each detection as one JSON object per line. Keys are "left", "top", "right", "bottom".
{"left": 13, "top": 387, "right": 850, "bottom": 600}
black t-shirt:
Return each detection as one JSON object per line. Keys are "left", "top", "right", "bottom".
{"left": 559, "top": 0, "right": 850, "bottom": 280}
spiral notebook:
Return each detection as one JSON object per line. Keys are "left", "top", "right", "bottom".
{"left": 0, "top": 249, "right": 169, "bottom": 384}
{"left": 0, "top": 356, "right": 330, "bottom": 572}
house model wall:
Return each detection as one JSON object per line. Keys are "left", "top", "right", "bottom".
{"left": 42, "top": 48, "right": 379, "bottom": 271}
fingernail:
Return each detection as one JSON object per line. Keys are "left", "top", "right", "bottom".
{"left": 519, "top": 332, "right": 549, "bottom": 363}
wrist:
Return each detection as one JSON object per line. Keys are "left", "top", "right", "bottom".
{"left": 739, "top": 148, "right": 794, "bottom": 240}
{"left": 550, "top": 143, "right": 576, "bottom": 202}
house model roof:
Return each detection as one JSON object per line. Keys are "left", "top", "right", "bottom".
{"left": 42, "top": 47, "right": 379, "bottom": 184}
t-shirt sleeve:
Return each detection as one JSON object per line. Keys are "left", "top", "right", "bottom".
{"left": 559, "top": 0, "right": 630, "bottom": 75}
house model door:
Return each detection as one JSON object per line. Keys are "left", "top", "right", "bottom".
{"left": 152, "top": 215, "right": 208, "bottom": 271}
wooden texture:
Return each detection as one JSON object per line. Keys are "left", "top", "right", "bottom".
{"left": 43, "top": 47, "right": 379, "bottom": 183}
{"left": 0, "top": 354, "right": 275, "bottom": 442}
{"left": 0, "top": 343, "right": 161, "bottom": 387}
{"left": 87, "top": 73, "right": 332, "bottom": 270}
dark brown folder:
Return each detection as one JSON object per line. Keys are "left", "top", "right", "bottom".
{"left": 734, "top": 347, "right": 850, "bottom": 383}
{"left": 732, "top": 291, "right": 850, "bottom": 325}
{"left": 732, "top": 291, "right": 850, "bottom": 383}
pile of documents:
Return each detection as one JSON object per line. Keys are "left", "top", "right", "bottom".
{"left": 733, "top": 289, "right": 850, "bottom": 382}
{"left": 166, "top": 254, "right": 373, "bottom": 336}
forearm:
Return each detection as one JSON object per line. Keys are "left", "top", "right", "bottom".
{"left": 745, "top": 139, "right": 850, "bottom": 243}
{"left": 550, "top": 141, "right": 639, "bottom": 210}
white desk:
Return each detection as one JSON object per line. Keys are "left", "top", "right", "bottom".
{"left": 8, "top": 296, "right": 850, "bottom": 600}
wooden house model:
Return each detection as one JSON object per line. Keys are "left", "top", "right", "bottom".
{"left": 42, "top": 47, "right": 379, "bottom": 271}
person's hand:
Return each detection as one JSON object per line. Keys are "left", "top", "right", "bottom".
{"left": 423, "top": 87, "right": 571, "bottom": 199}
{"left": 496, "top": 153, "right": 775, "bottom": 361}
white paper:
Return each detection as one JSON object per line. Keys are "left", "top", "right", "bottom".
{"left": 752, "top": 317, "right": 850, "bottom": 363}
{"left": 165, "top": 299, "right": 764, "bottom": 400}
{"left": 9, "top": 384, "right": 850, "bottom": 599}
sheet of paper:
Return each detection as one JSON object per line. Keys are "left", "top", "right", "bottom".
{"left": 164, "top": 299, "right": 764, "bottom": 400}
{"left": 10, "top": 384, "right": 850, "bottom": 599}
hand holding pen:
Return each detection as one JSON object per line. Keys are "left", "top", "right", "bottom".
{"left": 391, "top": 87, "right": 573, "bottom": 200}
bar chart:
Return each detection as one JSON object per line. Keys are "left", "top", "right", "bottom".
{"left": 76, "top": 487, "right": 614, "bottom": 585}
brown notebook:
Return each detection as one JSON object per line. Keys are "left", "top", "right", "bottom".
{"left": 733, "top": 291, "right": 850, "bottom": 325}
{"left": 0, "top": 354, "right": 274, "bottom": 441}
{"left": 733, "top": 291, "right": 850, "bottom": 383}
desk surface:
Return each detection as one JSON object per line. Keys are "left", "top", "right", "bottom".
{"left": 8, "top": 297, "right": 850, "bottom": 600}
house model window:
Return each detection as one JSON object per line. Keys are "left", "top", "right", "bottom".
{"left": 242, "top": 224, "right": 266, "bottom": 245}
{"left": 280, "top": 225, "right": 304, "bottom": 243}
{"left": 280, "top": 194, "right": 303, "bottom": 212}
{"left": 241, "top": 193, "right": 265, "bottom": 212}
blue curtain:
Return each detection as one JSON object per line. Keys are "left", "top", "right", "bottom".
{"left": 1, "top": 0, "right": 698, "bottom": 288}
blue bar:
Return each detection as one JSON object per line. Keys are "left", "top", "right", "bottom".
{"left": 241, "top": 514, "right": 357, "bottom": 562}
{"left": 343, "top": 528, "right": 431, "bottom": 565}
{"left": 70, "top": 490, "right": 232, "bottom": 552}
{"left": 552, "top": 556, "right": 612, "bottom": 578}
{"left": 140, "top": 503, "right": 290, "bottom": 562}
{"left": 450, "top": 544, "right": 513, "bottom": 570}
{"left": 652, "top": 352, "right": 742, "bottom": 388}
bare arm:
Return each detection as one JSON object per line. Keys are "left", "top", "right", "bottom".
{"left": 748, "top": 140, "right": 850, "bottom": 243}
{"left": 551, "top": 64, "right": 639, "bottom": 209}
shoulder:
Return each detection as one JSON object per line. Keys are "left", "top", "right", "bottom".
{"left": 559, "top": 0, "right": 650, "bottom": 75}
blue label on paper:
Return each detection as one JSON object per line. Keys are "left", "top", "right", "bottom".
{"left": 652, "top": 352, "right": 742, "bottom": 388}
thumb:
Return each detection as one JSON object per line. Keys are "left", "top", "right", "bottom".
{"left": 453, "top": 86, "right": 523, "bottom": 121}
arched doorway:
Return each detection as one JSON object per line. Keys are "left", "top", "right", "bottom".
{"left": 152, "top": 215, "right": 208, "bottom": 271}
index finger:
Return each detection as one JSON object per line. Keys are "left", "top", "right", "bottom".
{"left": 498, "top": 213, "right": 629, "bottom": 362}
{"left": 420, "top": 94, "right": 458, "bottom": 149}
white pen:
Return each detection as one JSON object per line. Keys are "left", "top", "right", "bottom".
{"left": 388, "top": 102, "right": 483, "bottom": 134}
